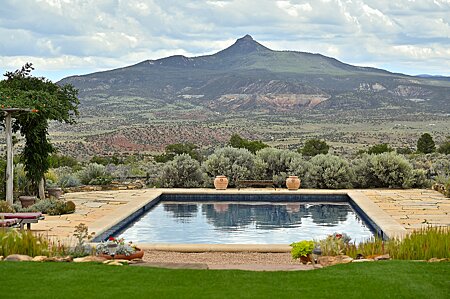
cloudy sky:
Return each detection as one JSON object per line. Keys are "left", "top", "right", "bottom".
{"left": 1, "top": 0, "right": 449, "bottom": 81}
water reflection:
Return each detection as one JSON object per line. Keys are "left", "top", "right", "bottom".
{"left": 202, "top": 203, "right": 349, "bottom": 230}
{"left": 163, "top": 203, "right": 197, "bottom": 223}
{"left": 119, "top": 201, "right": 374, "bottom": 244}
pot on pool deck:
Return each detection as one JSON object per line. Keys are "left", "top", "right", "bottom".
{"left": 286, "top": 176, "right": 301, "bottom": 190}
{"left": 19, "top": 196, "right": 36, "bottom": 208}
{"left": 214, "top": 176, "right": 229, "bottom": 190}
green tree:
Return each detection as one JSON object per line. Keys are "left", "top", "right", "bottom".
{"left": 299, "top": 139, "right": 329, "bottom": 156}
{"left": 417, "top": 133, "right": 436, "bottom": 154}
{"left": 154, "top": 143, "right": 200, "bottom": 162}
{"left": 0, "top": 63, "right": 79, "bottom": 197}
{"left": 437, "top": 136, "right": 450, "bottom": 155}
{"left": 367, "top": 143, "right": 393, "bottom": 155}
{"left": 228, "top": 133, "right": 268, "bottom": 154}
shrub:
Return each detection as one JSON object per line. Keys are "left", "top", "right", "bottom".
{"left": 367, "top": 143, "right": 393, "bottom": 155}
{"left": 299, "top": 139, "right": 329, "bottom": 156}
{"left": 316, "top": 233, "right": 351, "bottom": 256}
{"left": 76, "top": 163, "right": 111, "bottom": 185}
{"left": 58, "top": 174, "right": 81, "bottom": 188}
{"left": 159, "top": 154, "right": 204, "bottom": 188}
{"left": 48, "top": 200, "right": 76, "bottom": 215}
{"left": 305, "top": 154, "right": 353, "bottom": 189}
{"left": 256, "top": 148, "right": 303, "bottom": 186}
{"left": 437, "top": 137, "right": 450, "bottom": 154}
{"left": 52, "top": 166, "right": 81, "bottom": 187}
{"left": 290, "top": 240, "right": 315, "bottom": 259}
{"left": 0, "top": 200, "right": 15, "bottom": 212}
{"left": 417, "top": 133, "right": 436, "bottom": 154}
{"left": 0, "top": 229, "right": 50, "bottom": 257}
{"left": 16, "top": 198, "right": 75, "bottom": 215}
{"left": 229, "top": 133, "right": 269, "bottom": 154}
{"left": 203, "top": 147, "right": 266, "bottom": 187}
{"left": 353, "top": 152, "right": 415, "bottom": 188}
{"left": 288, "top": 156, "right": 312, "bottom": 187}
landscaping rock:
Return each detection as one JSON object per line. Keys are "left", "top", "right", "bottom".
{"left": 352, "top": 259, "right": 374, "bottom": 263}
{"left": 103, "top": 259, "right": 129, "bottom": 265}
{"left": 428, "top": 258, "right": 449, "bottom": 263}
{"left": 318, "top": 255, "right": 353, "bottom": 267}
{"left": 4, "top": 254, "right": 33, "bottom": 262}
{"left": 46, "top": 256, "right": 73, "bottom": 262}
{"left": 32, "top": 256, "right": 48, "bottom": 262}
{"left": 373, "top": 254, "right": 390, "bottom": 261}
{"left": 106, "top": 261, "right": 124, "bottom": 266}
{"left": 73, "top": 256, "right": 108, "bottom": 263}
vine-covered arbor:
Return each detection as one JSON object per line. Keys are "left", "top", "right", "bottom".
{"left": 0, "top": 63, "right": 79, "bottom": 204}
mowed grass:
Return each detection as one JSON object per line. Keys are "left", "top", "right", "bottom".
{"left": 0, "top": 261, "right": 449, "bottom": 298}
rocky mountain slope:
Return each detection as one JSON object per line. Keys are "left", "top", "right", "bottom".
{"left": 60, "top": 35, "right": 450, "bottom": 115}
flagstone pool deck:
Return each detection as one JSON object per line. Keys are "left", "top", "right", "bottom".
{"left": 32, "top": 188, "right": 449, "bottom": 245}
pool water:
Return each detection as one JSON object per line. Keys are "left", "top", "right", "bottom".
{"left": 117, "top": 201, "right": 374, "bottom": 244}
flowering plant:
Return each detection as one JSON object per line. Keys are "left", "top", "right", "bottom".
{"left": 316, "top": 232, "right": 352, "bottom": 256}
{"left": 96, "top": 237, "right": 137, "bottom": 256}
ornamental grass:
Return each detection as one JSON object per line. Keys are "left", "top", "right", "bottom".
{"left": 0, "top": 229, "right": 50, "bottom": 257}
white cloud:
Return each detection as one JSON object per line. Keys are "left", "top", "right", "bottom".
{"left": 0, "top": 0, "right": 449, "bottom": 81}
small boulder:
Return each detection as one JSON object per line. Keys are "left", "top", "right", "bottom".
{"left": 428, "top": 258, "right": 449, "bottom": 263}
{"left": 374, "top": 254, "right": 390, "bottom": 261}
{"left": 106, "top": 261, "right": 123, "bottom": 266}
{"left": 4, "top": 254, "right": 33, "bottom": 262}
{"left": 46, "top": 256, "right": 73, "bottom": 262}
{"left": 318, "top": 255, "right": 353, "bottom": 267}
{"left": 32, "top": 256, "right": 48, "bottom": 262}
{"left": 0, "top": 256, "right": 3, "bottom": 261}
{"left": 352, "top": 258, "right": 374, "bottom": 263}
{"left": 73, "top": 256, "right": 108, "bottom": 263}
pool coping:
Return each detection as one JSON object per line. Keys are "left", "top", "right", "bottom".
{"left": 90, "top": 188, "right": 407, "bottom": 252}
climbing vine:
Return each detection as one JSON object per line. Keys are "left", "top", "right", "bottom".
{"left": 0, "top": 63, "right": 79, "bottom": 195}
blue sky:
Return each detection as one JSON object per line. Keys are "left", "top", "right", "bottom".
{"left": 1, "top": 0, "right": 449, "bottom": 82}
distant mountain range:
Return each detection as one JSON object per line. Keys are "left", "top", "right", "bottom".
{"left": 60, "top": 34, "right": 450, "bottom": 114}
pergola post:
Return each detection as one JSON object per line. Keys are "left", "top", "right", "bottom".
{"left": 2, "top": 108, "right": 33, "bottom": 205}
{"left": 5, "top": 112, "right": 13, "bottom": 205}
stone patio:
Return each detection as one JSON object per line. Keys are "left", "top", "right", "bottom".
{"left": 31, "top": 188, "right": 449, "bottom": 244}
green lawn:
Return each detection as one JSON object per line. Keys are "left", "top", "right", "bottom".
{"left": 0, "top": 261, "right": 448, "bottom": 298}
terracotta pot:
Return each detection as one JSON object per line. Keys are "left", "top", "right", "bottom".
{"left": 47, "top": 187, "right": 63, "bottom": 199}
{"left": 214, "top": 176, "right": 228, "bottom": 190}
{"left": 299, "top": 254, "right": 313, "bottom": 265}
{"left": 286, "top": 176, "right": 301, "bottom": 190}
{"left": 100, "top": 249, "right": 144, "bottom": 260}
{"left": 19, "top": 196, "right": 36, "bottom": 208}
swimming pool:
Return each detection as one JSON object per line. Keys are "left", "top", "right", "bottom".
{"left": 98, "top": 193, "right": 384, "bottom": 244}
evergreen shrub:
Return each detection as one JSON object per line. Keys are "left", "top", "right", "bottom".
{"left": 159, "top": 154, "right": 204, "bottom": 188}
{"left": 203, "top": 147, "right": 265, "bottom": 187}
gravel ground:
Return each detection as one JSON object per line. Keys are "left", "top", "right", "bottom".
{"left": 143, "top": 250, "right": 298, "bottom": 265}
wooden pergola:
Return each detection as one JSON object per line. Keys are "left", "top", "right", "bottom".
{"left": 2, "top": 108, "right": 32, "bottom": 205}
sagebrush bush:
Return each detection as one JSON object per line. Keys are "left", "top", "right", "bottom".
{"left": 305, "top": 154, "right": 353, "bottom": 189}
{"left": 44, "top": 169, "right": 59, "bottom": 188}
{"left": 353, "top": 152, "right": 415, "bottom": 188}
{"left": 257, "top": 148, "right": 303, "bottom": 186}
{"left": 17, "top": 198, "right": 76, "bottom": 215}
{"left": 159, "top": 154, "right": 204, "bottom": 188}
{"left": 288, "top": 156, "right": 312, "bottom": 187}
{"left": 52, "top": 166, "right": 81, "bottom": 187}
{"left": 76, "top": 163, "right": 110, "bottom": 185}
{"left": 203, "top": 147, "right": 266, "bottom": 187}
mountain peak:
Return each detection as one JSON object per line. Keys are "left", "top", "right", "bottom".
{"left": 216, "top": 34, "right": 272, "bottom": 57}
